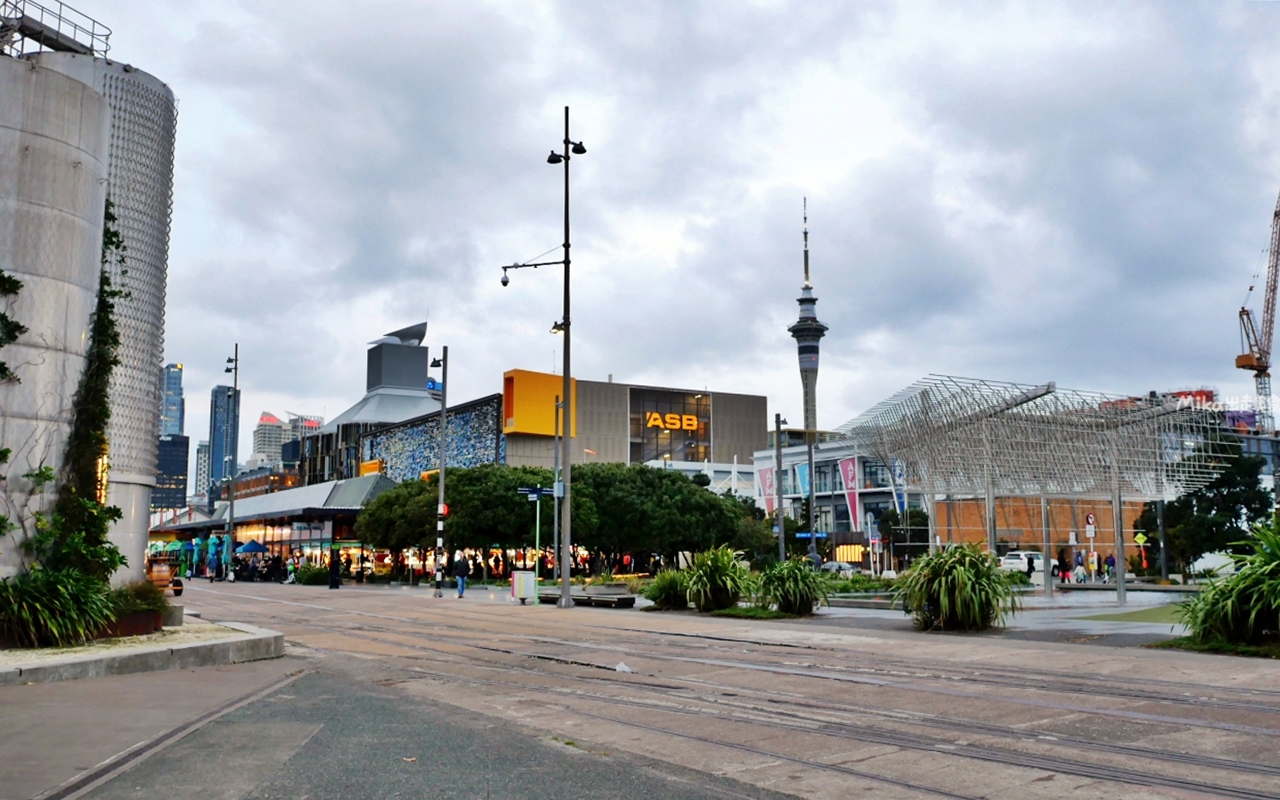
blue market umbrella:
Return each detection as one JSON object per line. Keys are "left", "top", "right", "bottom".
{"left": 236, "top": 540, "right": 268, "bottom": 554}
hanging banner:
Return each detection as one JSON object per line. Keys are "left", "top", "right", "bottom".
{"left": 838, "top": 457, "right": 859, "bottom": 531}
{"left": 757, "top": 466, "right": 776, "bottom": 515}
{"left": 795, "top": 463, "right": 810, "bottom": 497}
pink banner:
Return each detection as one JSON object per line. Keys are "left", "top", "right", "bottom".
{"left": 757, "top": 466, "right": 776, "bottom": 515}
{"left": 838, "top": 457, "right": 859, "bottom": 531}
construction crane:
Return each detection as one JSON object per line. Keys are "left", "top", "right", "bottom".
{"left": 1237, "top": 189, "right": 1280, "bottom": 431}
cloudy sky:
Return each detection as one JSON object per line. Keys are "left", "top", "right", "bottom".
{"left": 92, "top": 1, "right": 1280, "bottom": 465}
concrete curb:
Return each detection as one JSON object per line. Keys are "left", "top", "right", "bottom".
{"left": 0, "top": 622, "right": 284, "bottom": 687}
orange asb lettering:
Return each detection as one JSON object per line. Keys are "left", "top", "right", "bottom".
{"left": 646, "top": 412, "right": 702, "bottom": 431}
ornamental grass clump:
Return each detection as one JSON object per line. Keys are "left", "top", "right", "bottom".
{"left": 643, "top": 569, "right": 689, "bottom": 610}
{"left": 759, "top": 559, "right": 830, "bottom": 616}
{"left": 685, "top": 546, "right": 751, "bottom": 612}
{"left": 1179, "top": 523, "right": 1280, "bottom": 646}
{"left": 895, "top": 545, "right": 1020, "bottom": 632}
{"left": 0, "top": 569, "right": 117, "bottom": 647}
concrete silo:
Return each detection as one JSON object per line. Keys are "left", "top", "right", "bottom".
{"left": 0, "top": 54, "right": 110, "bottom": 578}
{"left": 30, "top": 51, "right": 178, "bottom": 582}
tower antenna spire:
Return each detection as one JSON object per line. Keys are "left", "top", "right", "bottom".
{"left": 803, "top": 197, "right": 810, "bottom": 288}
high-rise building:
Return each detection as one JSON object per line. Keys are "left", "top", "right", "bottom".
{"left": 252, "top": 412, "right": 287, "bottom": 464}
{"left": 287, "top": 413, "right": 323, "bottom": 444}
{"left": 208, "top": 385, "right": 241, "bottom": 491}
{"left": 159, "top": 363, "right": 184, "bottom": 435}
{"left": 24, "top": 25, "right": 177, "bottom": 581}
{"left": 194, "top": 439, "right": 210, "bottom": 498}
{"left": 152, "top": 434, "right": 189, "bottom": 509}
{"left": 788, "top": 201, "right": 828, "bottom": 434}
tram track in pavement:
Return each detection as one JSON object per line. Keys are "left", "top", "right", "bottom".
{"left": 185, "top": 586, "right": 1280, "bottom": 721}
{"left": 380, "top": 662, "right": 1280, "bottom": 800}
{"left": 186, "top": 587, "right": 1280, "bottom": 798}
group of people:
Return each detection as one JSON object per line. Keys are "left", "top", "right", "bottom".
{"left": 1054, "top": 548, "right": 1117, "bottom": 583}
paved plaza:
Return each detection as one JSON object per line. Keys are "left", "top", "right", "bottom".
{"left": 4, "top": 582, "right": 1280, "bottom": 800}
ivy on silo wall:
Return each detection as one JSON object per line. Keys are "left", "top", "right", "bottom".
{"left": 42, "top": 198, "right": 127, "bottom": 580}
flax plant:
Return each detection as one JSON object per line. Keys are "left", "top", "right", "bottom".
{"left": 643, "top": 569, "right": 689, "bottom": 610}
{"left": 1179, "top": 522, "right": 1280, "bottom": 646}
{"left": 895, "top": 545, "right": 1020, "bottom": 632}
{"left": 685, "top": 546, "right": 751, "bottom": 612}
{"left": 0, "top": 569, "right": 117, "bottom": 647}
{"left": 759, "top": 558, "right": 830, "bottom": 616}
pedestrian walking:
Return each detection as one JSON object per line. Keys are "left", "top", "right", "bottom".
{"left": 1024, "top": 552, "right": 1035, "bottom": 581}
{"left": 454, "top": 554, "right": 470, "bottom": 598}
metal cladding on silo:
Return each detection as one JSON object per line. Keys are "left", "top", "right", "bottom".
{"left": 31, "top": 52, "right": 177, "bottom": 581}
{"left": 0, "top": 57, "right": 111, "bottom": 578}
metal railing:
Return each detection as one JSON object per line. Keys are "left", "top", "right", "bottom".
{"left": 1, "top": 0, "right": 110, "bottom": 58}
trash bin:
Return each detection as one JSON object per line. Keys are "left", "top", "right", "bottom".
{"left": 511, "top": 570, "right": 537, "bottom": 605}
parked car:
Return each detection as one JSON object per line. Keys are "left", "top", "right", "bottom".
{"left": 819, "top": 561, "right": 858, "bottom": 578}
{"left": 999, "top": 551, "right": 1044, "bottom": 574}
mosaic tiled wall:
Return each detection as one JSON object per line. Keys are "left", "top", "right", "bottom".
{"left": 363, "top": 395, "right": 504, "bottom": 482}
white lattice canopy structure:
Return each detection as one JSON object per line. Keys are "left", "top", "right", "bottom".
{"left": 838, "top": 376, "right": 1229, "bottom": 603}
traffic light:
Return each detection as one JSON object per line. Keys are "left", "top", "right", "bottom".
{"left": 439, "top": 503, "right": 449, "bottom": 518}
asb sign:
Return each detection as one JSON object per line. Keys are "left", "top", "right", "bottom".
{"left": 645, "top": 412, "right": 700, "bottom": 431}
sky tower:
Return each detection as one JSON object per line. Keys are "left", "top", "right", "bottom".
{"left": 788, "top": 200, "right": 829, "bottom": 434}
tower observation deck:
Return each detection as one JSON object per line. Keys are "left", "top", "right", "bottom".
{"left": 788, "top": 201, "right": 829, "bottom": 433}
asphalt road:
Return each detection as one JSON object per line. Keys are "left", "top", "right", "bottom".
{"left": 82, "top": 671, "right": 786, "bottom": 800}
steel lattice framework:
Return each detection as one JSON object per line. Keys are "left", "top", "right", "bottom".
{"left": 838, "top": 375, "right": 1228, "bottom": 502}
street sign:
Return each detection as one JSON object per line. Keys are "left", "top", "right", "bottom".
{"left": 1133, "top": 533, "right": 1148, "bottom": 546}
{"left": 1069, "top": 531, "right": 1078, "bottom": 545}
{"left": 518, "top": 486, "right": 551, "bottom": 500}
{"left": 797, "top": 531, "right": 828, "bottom": 539}
{"left": 1085, "top": 524, "right": 1096, "bottom": 539}
{"left": 1086, "top": 513, "right": 1096, "bottom": 526}
{"left": 772, "top": 525, "right": 780, "bottom": 534}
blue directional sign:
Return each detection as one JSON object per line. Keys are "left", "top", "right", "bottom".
{"left": 517, "top": 486, "right": 551, "bottom": 501}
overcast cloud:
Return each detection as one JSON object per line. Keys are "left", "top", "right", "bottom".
{"left": 89, "top": 1, "right": 1280, "bottom": 466}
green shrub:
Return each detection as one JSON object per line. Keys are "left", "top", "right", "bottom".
{"left": 1179, "top": 523, "right": 1280, "bottom": 646}
{"left": 895, "top": 545, "right": 1020, "bottom": 632}
{"left": 296, "top": 564, "right": 330, "bottom": 586}
{"left": 685, "top": 546, "right": 751, "bottom": 612}
{"left": 830, "top": 573, "right": 895, "bottom": 593}
{"left": 759, "top": 559, "right": 829, "bottom": 616}
{"left": 110, "top": 580, "right": 170, "bottom": 615}
{"left": 643, "top": 569, "right": 688, "bottom": 609}
{"left": 1004, "top": 570, "right": 1032, "bottom": 587}
{"left": 0, "top": 569, "right": 116, "bottom": 647}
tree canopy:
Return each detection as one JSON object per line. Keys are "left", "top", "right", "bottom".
{"left": 357, "top": 462, "right": 759, "bottom": 566}
{"left": 1134, "top": 438, "right": 1273, "bottom": 570}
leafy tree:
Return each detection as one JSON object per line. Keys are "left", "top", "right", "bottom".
{"left": 444, "top": 463, "right": 556, "bottom": 551}
{"left": 1135, "top": 439, "right": 1272, "bottom": 572}
{"left": 878, "top": 507, "right": 930, "bottom": 560}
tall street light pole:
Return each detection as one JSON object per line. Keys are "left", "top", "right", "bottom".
{"left": 775, "top": 413, "right": 787, "bottom": 564}
{"left": 432, "top": 347, "right": 448, "bottom": 598}
{"left": 224, "top": 344, "right": 239, "bottom": 580}
{"left": 500, "top": 106, "right": 586, "bottom": 609}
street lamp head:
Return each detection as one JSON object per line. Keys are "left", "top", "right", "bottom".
{"left": 224, "top": 367, "right": 233, "bottom": 374}
{"left": 430, "top": 358, "right": 443, "bottom": 368}
{"left": 547, "top": 151, "right": 564, "bottom": 164}
{"left": 550, "top": 320, "right": 565, "bottom": 334}
{"left": 571, "top": 141, "right": 586, "bottom": 155}
{"left": 500, "top": 269, "right": 510, "bottom": 287}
